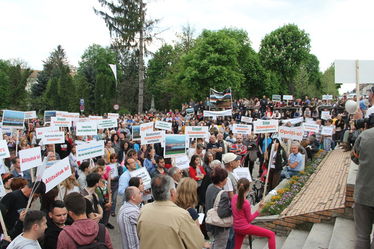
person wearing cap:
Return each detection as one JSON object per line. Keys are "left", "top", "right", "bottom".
{"left": 222, "top": 153, "right": 241, "bottom": 199}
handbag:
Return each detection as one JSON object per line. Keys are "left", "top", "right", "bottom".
{"left": 205, "top": 190, "right": 233, "bottom": 227}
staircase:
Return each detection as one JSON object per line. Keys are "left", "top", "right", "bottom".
{"left": 243, "top": 149, "right": 358, "bottom": 249}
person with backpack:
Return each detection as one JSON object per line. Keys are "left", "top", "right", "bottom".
{"left": 57, "top": 192, "right": 113, "bottom": 249}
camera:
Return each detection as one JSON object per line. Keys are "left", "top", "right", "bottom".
{"left": 355, "top": 113, "right": 374, "bottom": 129}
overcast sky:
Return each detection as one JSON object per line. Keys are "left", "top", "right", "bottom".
{"left": 1, "top": 0, "right": 373, "bottom": 93}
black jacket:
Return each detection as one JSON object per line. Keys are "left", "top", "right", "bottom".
{"left": 43, "top": 217, "right": 63, "bottom": 249}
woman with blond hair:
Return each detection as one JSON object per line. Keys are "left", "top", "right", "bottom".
{"left": 175, "top": 177, "right": 199, "bottom": 224}
{"left": 58, "top": 167, "right": 80, "bottom": 200}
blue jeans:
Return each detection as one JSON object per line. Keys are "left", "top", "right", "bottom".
{"left": 281, "top": 167, "right": 300, "bottom": 179}
{"left": 226, "top": 227, "right": 235, "bottom": 249}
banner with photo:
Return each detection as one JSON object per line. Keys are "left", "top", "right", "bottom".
{"left": 164, "top": 134, "right": 187, "bottom": 158}
{"left": 44, "top": 110, "right": 57, "bottom": 124}
{"left": 24, "top": 111, "right": 37, "bottom": 119}
{"left": 132, "top": 126, "right": 141, "bottom": 141}
{"left": 2, "top": 110, "right": 24, "bottom": 129}
{"left": 209, "top": 88, "right": 232, "bottom": 109}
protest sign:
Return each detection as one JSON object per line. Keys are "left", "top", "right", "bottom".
{"left": 272, "top": 95, "right": 282, "bottom": 102}
{"left": 44, "top": 110, "right": 57, "bottom": 123}
{"left": 0, "top": 179, "right": 6, "bottom": 198}
{"left": 24, "top": 111, "right": 37, "bottom": 119}
{"left": 232, "top": 124, "right": 252, "bottom": 135}
{"left": 0, "top": 140, "right": 10, "bottom": 159}
{"left": 283, "top": 95, "right": 293, "bottom": 101}
{"left": 281, "top": 117, "right": 304, "bottom": 125}
{"left": 89, "top": 115, "right": 103, "bottom": 121}
{"left": 321, "top": 111, "right": 331, "bottom": 120}
{"left": 140, "top": 122, "right": 154, "bottom": 135}
{"left": 141, "top": 131, "right": 164, "bottom": 145}
{"left": 2, "top": 110, "right": 24, "bottom": 129}
{"left": 35, "top": 126, "right": 60, "bottom": 139}
{"left": 108, "top": 163, "right": 119, "bottom": 178}
{"left": 186, "top": 108, "right": 194, "bottom": 115}
{"left": 303, "top": 123, "right": 320, "bottom": 133}
{"left": 97, "top": 119, "right": 117, "bottom": 129}
{"left": 76, "top": 140, "right": 104, "bottom": 161}
{"left": 321, "top": 126, "right": 334, "bottom": 136}
{"left": 322, "top": 95, "right": 333, "bottom": 100}
{"left": 185, "top": 126, "right": 209, "bottom": 139}
{"left": 42, "top": 131, "right": 65, "bottom": 145}
{"left": 61, "top": 112, "right": 80, "bottom": 120}
{"left": 253, "top": 120, "right": 279, "bottom": 134}
{"left": 37, "top": 159, "right": 59, "bottom": 181}
{"left": 233, "top": 167, "right": 252, "bottom": 182}
{"left": 55, "top": 111, "right": 68, "bottom": 118}
{"left": 76, "top": 121, "right": 97, "bottom": 136}
{"left": 240, "top": 116, "right": 253, "bottom": 123}
{"left": 164, "top": 134, "right": 187, "bottom": 158}
{"left": 107, "top": 113, "right": 119, "bottom": 119}
{"left": 203, "top": 109, "right": 232, "bottom": 117}
{"left": 305, "top": 118, "right": 316, "bottom": 124}
{"left": 19, "top": 146, "right": 42, "bottom": 171}
{"left": 155, "top": 120, "right": 172, "bottom": 131}
{"left": 278, "top": 126, "right": 304, "bottom": 141}
{"left": 129, "top": 167, "right": 151, "bottom": 189}
{"left": 42, "top": 157, "right": 72, "bottom": 192}
{"left": 51, "top": 117, "right": 72, "bottom": 127}
{"left": 175, "top": 155, "right": 190, "bottom": 170}
{"left": 132, "top": 126, "right": 141, "bottom": 141}
{"left": 209, "top": 88, "right": 232, "bottom": 109}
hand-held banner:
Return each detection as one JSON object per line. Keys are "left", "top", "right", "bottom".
{"left": 141, "top": 131, "right": 164, "bottom": 145}
{"left": 253, "top": 120, "right": 279, "bottom": 134}
{"left": 278, "top": 126, "right": 304, "bottom": 141}
{"left": 232, "top": 124, "right": 252, "bottom": 135}
{"left": 42, "top": 157, "right": 72, "bottom": 193}
{"left": 155, "top": 121, "right": 172, "bottom": 131}
{"left": 19, "top": 146, "right": 42, "bottom": 171}
{"left": 76, "top": 121, "right": 97, "bottom": 136}
{"left": 76, "top": 140, "right": 104, "bottom": 161}
{"left": 129, "top": 167, "right": 151, "bottom": 189}
{"left": 0, "top": 140, "right": 10, "bottom": 159}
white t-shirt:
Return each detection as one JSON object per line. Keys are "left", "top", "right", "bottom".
{"left": 365, "top": 105, "right": 374, "bottom": 118}
{"left": 223, "top": 177, "right": 233, "bottom": 192}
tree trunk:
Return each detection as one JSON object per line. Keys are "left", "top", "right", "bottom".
{"left": 137, "top": 1, "right": 145, "bottom": 114}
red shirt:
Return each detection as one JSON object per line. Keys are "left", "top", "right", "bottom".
{"left": 188, "top": 165, "right": 206, "bottom": 181}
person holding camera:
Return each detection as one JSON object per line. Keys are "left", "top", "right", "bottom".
{"left": 352, "top": 86, "right": 374, "bottom": 249}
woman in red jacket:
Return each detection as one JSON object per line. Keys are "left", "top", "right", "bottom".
{"left": 188, "top": 154, "right": 206, "bottom": 186}
{"left": 231, "top": 178, "right": 275, "bottom": 249}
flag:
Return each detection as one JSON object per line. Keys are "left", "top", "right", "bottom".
{"left": 209, "top": 88, "right": 232, "bottom": 108}
{"left": 109, "top": 64, "right": 117, "bottom": 85}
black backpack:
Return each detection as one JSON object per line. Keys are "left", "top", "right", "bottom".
{"left": 75, "top": 223, "right": 109, "bottom": 249}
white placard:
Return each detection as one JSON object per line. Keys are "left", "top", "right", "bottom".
{"left": 185, "top": 126, "right": 209, "bottom": 139}
{"left": 0, "top": 179, "right": 6, "bottom": 197}
{"left": 283, "top": 95, "right": 293, "bottom": 101}
{"left": 253, "top": 120, "right": 279, "bottom": 134}
{"left": 108, "top": 163, "right": 119, "bottom": 178}
{"left": 76, "top": 140, "right": 105, "bottom": 161}
{"left": 97, "top": 119, "right": 117, "bottom": 129}
{"left": 278, "top": 126, "right": 304, "bottom": 141}
{"left": 0, "top": 140, "right": 10, "bottom": 159}
{"left": 203, "top": 109, "right": 232, "bottom": 117}
{"left": 42, "top": 157, "right": 72, "bottom": 193}
{"left": 305, "top": 118, "right": 315, "bottom": 124}
{"left": 76, "top": 122, "right": 97, "bottom": 136}
{"left": 321, "top": 111, "right": 331, "bottom": 120}
{"left": 129, "top": 167, "right": 151, "bottom": 189}
{"left": 321, "top": 126, "right": 334, "bottom": 136}
{"left": 24, "top": 111, "right": 37, "bottom": 119}
{"left": 55, "top": 111, "right": 68, "bottom": 118}
{"left": 141, "top": 131, "right": 165, "bottom": 145}
{"left": 35, "top": 126, "right": 60, "bottom": 139}
{"left": 302, "top": 123, "right": 320, "bottom": 133}
{"left": 232, "top": 124, "right": 252, "bottom": 135}
{"left": 175, "top": 155, "right": 190, "bottom": 170}
{"left": 322, "top": 95, "right": 333, "bottom": 100}
{"left": 281, "top": 117, "right": 304, "bottom": 125}
{"left": 241, "top": 116, "right": 253, "bottom": 123}
{"left": 107, "top": 113, "right": 119, "bottom": 119}
{"left": 155, "top": 120, "right": 172, "bottom": 131}
{"left": 19, "top": 146, "right": 42, "bottom": 171}
{"left": 335, "top": 60, "right": 374, "bottom": 83}
{"left": 61, "top": 112, "right": 80, "bottom": 120}
{"left": 233, "top": 167, "right": 252, "bottom": 182}
{"left": 89, "top": 115, "right": 103, "bottom": 121}
{"left": 42, "top": 131, "right": 65, "bottom": 145}
{"left": 51, "top": 117, "right": 72, "bottom": 127}
{"left": 140, "top": 122, "right": 154, "bottom": 135}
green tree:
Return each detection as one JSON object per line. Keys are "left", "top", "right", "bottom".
{"left": 321, "top": 65, "right": 340, "bottom": 96}
{"left": 77, "top": 44, "right": 117, "bottom": 114}
{"left": 94, "top": 0, "right": 157, "bottom": 113}
{"left": 259, "top": 24, "right": 311, "bottom": 93}
{"left": 0, "top": 60, "right": 11, "bottom": 109}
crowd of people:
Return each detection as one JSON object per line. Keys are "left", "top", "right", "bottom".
{"left": 0, "top": 90, "right": 373, "bottom": 249}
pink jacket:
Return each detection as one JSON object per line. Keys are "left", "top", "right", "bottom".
{"left": 57, "top": 219, "right": 113, "bottom": 249}
{"left": 231, "top": 194, "right": 259, "bottom": 229}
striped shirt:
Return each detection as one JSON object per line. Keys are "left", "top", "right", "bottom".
{"left": 117, "top": 201, "right": 140, "bottom": 249}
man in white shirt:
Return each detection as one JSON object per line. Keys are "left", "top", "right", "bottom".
{"left": 365, "top": 86, "right": 374, "bottom": 118}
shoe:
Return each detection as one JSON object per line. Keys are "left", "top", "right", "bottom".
{"left": 106, "top": 223, "right": 114, "bottom": 229}
{"left": 111, "top": 212, "right": 116, "bottom": 217}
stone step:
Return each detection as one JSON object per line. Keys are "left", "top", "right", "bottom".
{"left": 280, "top": 229, "right": 309, "bottom": 249}
{"left": 302, "top": 223, "right": 334, "bottom": 249}
{"left": 328, "top": 217, "right": 355, "bottom": 249}
{"left": 241, "top": 236, "right": 267, "bottom": 249}
{"left": 261, "top": 235, "right": 286, "bottom": 249}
